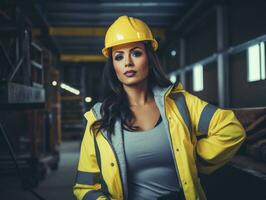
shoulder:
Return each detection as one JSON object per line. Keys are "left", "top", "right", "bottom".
{"left": 171, "top": 82, "right": 186, "bottom": 93}
{"left": 170, "top": 83, "right": 201, "bottom": 104}
{"left": 169, "top": 83, "right": 209, "bottom": 121}
{"left": 171, "top": 83, "right": 206, "bottom": 103}
{"left": 84, "top": 102, "right": 102, "bottom": 121}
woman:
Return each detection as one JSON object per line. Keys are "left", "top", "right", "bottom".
{"left": 73, "top": 16, "right": 246, "bottom": 200}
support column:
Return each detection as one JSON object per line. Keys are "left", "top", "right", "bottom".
{"left": 179, "top": 38, "right": 186, "bottom": 88}
{"left": 217, "top": 4, "right": 229, "bottom": 108}
{"left": 80, "top": 66, "right": 86, "bottom": 115}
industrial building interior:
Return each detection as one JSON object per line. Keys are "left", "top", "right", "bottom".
{"left": 0, "top": 0, "right": 266, "bottom": 199}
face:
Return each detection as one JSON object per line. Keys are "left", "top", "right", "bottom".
{"left": 112, "top": 42, "right": 149, "bottom": 87}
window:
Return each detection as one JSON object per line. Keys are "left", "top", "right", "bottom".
{"left": 193, "top": 64, "right": 204, "bottom": 92}
{"left": 247, "top": 42, "right": 266, "bottom": 82}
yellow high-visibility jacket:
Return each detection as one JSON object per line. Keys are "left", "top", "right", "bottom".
{"left": 73, "top": 83, "right": 246, "bottom": 200}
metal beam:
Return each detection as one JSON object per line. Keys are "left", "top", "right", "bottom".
{"left": 46, "top": 2, "right": 184, "bottom": 12}
{"left": 54, "top": 36, "right": 104, "bottom": 42}
{"left": 49, "top": 27, "right": 107, "bottom": 37}
{"left": 45, "top": 0, "right": 185, "bottom": 5}
{"left": 48, "top": 27, "right": 165, "bottom": 39}
{"left": 47, "top": 12, "right": 176, "bottom": 20}
{"left": 60, "top": 49, "right": 101, "bottom": 55}
{"left": 60, "top": 54, "right": 106, "bottom": 62}
{"left": 183, "top": 54, "right": 218, "bottom": 72}
{"left": 226, "top": 34, "right": 266, "bottom": 55}
{"left": 80, "top": 66, "right": 86, "bottom": 117}
{"left": 59, "top": 46, "right": 101, "bottom": 51}
{"left": 48, "top": 21, "right": 169, "bottom": 27}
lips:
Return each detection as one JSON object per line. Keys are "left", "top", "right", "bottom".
{"left": 124, "top": 70, "right": 137, "bottom": 77}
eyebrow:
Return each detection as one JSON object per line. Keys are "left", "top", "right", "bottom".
{"left": 113, "top": 46, "right": 143, "bottom": 54}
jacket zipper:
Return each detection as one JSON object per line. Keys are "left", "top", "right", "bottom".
{"left": 164, "top": 86, "right": 183, "bottom": 190}
{"left": 92, "top": 109, "right": 125, "bottom": 199}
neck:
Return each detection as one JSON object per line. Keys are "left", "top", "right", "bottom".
{"left": 123, "top": 81, "right": 153, "bottom": 106}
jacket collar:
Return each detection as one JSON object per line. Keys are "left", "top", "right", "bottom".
{"left": 92, "top": 83, "right": 175, "bottom": 137}
{"left": 153, "top": 83, "right": 174, "bottom": 98}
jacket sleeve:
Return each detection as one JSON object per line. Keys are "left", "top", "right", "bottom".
{"left": 73, "top": 112, "right": 109, "bottom": 200}
{"left": 185, "top": 92, "right": 246, "bottom": 175}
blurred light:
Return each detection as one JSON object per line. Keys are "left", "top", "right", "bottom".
{"left": 85, "top": 97, "right": 93, "bottom": 103}
{"left": 171, "top": 50, "right": 176, "bottom": 56}
{"left": 52, "top": 81, "right": 57, "bottom": 86}
{"left": 170, "top": 74, "right": 176, "bottom": 83}
{"left": 60, "top": 83, "right": 80, "bottom": 95}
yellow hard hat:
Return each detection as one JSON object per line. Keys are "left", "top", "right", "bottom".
{"left": 102, "top": 16, "right": 158, "bottom": 57}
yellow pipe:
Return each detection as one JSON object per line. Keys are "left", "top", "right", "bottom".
{"left": 61, "top": 96, "right": 82, "bottom": 101}
{"left": 49, "top": 27, "right": 107, "bottom": 37}
{"left": 60, "top": 54, "right": 106, "bottom": 62}
{"left": 49, "top": 27, "right": 165, "bottom": 38}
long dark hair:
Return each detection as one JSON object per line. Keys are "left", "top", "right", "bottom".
{"left": 90, "top": 41, "right": 171, "bottom": 136}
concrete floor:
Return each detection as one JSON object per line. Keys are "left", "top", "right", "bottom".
{"left": 0, "top": 141, "right": 81, "bottom": 200}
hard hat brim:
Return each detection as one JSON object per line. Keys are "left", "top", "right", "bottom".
{"left": 102, "top": 39, "right": 158, "bottom": 57}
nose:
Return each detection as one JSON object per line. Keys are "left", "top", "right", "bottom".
{"left": 125, "top": 52, "right": 133, "bottom": 67}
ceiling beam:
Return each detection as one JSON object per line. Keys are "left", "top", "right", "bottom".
{"left": 47, "top": 12, "right": 176, "bottom": 20}
{"left": 48, "top": 21, "right": 169, "bottom": 27}
{"left": 49, "top": 27, "right": 165, "bottom": 39}
{"left": 45, "top": 1, "right": 186, "bottom": 7}
{"left": 54, "top": 36, "right": 104, "bottom": 45}
{"left": 49, "top": 27, "right": 107, "bottom": 37}
{"left": 60, "top": 54, "right": 106, "bottom": 62}
{"left": 60, "top": 49, "right": 101, "bottom": 55}
{"left": 46, "top": 2, "right": 185, "bottom": 12}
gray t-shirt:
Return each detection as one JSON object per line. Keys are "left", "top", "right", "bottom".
{"left": 124, "top": 120, "right": 180, "bottom": 200}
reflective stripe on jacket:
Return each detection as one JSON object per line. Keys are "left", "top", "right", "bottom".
{"left": 73, "top": 83, "right": 246, "bottom": 200}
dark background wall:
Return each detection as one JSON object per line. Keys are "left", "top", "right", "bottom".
{"left": 185, "top": 9, "right": 217, "bottom": 65}
{"left": 230, "top": 52, "right": 266, "bottom": 108}
{"left": 228, "top": 0, "right": 266, "bottom": 108}
{"left": 229, "top": 0, "right": 266, "bottom": 46}
{"left": 163, "top": 40, "right": 180, "bottom": 72}
{"left": 165, "top": 0, "right": 266, "bottom": 108}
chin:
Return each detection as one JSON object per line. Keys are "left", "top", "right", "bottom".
{"left": 122, "top": 78, "right": 147, "bottom": 87}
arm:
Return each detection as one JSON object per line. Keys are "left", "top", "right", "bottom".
{"left": 196, "top": 107, "right": 246, "bottom": 174}
{"left": 73, "top": 112, "right": 109, "bottom": 200}
{"left": 185, "top": 92, "right": 246, "bottom": 174}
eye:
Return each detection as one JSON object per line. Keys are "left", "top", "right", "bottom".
{"left": 114, "top": 54, "right": 124, "bottom": 61}
{"left": 132, "top": 50, "right": 142, "bottom": 57}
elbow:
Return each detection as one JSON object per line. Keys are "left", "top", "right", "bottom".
{"left": 235, "top": 120, "right": 247, "bottom": 145}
